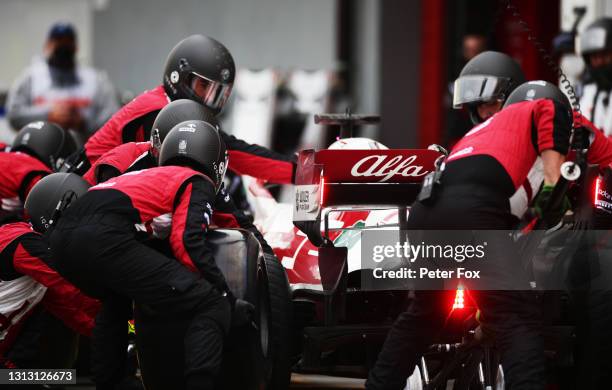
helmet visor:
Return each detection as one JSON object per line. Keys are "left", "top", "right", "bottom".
{"left": 189, "top": 72, "right": 232, "bottom": 111}
{"left": 453, "top": 76, "right": 512, "bottom": 108}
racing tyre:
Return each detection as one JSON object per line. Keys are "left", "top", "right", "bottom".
{"left": 260, "top": 252, "right": 293, "bottom": 389}
{"left": 221, "top": 238, "right": 292, "bottom": 390}
{"left": 135, "top": 230, "right": 291, "bottom": 390}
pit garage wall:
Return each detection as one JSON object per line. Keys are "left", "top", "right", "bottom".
{"left": 93, "top": 0, "right": 337, "bottom": 97}
{"left": 379, "top": 0, "right": 424, "bottom": 149}
{"left": 409, "top": 0, "right": 563, "bottom": 149}
{"left": 377, "top": 0, "right": 445, "bottom": 149}
{"left": 494, "top": 0, "right": 560, "bottom": 83}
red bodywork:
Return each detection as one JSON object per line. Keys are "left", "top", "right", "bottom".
{"left": 271, "top": 148, "right": 441, "bottom": 287}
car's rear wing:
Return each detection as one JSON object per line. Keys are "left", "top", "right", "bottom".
{"left": 293, "top": 148, "right": 441, "bottom": 222}
{"left": 292, "top": 147, "right": 442, "bottom": 326}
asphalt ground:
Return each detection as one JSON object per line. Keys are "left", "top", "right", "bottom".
{"left": 60, "top": 374, "right": 367, "bottom": 389}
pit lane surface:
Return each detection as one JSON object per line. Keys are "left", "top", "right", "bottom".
{"left": 290, "top": 374, "right": 365, "bottom": 389}
{"left": 70, "top": 374, "right": 366, "bottom": 389}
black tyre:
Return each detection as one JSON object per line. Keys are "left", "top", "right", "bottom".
{"left": 136, "top": 229, "right": 292, "bottom": 390}
{"left": 259, "top": 252, "right": 293, "bottom": 389}
{"left": 220, "top": 233, "right": 292, "bottom": 390}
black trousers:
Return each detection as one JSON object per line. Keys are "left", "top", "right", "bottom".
{"left": 366, "top": 186, "right": 545, "bottom": 390}
{"left": 49, "top": 215, "right": 231, "bottom": 390}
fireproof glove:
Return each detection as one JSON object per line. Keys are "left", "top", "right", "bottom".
{"left": 231, "top": 298, "right": 256, "bottom": 328}
{"left": 534, "top": 184, "right": 571, "bottom": 227}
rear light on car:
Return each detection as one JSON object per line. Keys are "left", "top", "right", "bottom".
{"left": 320, "top": 176, "right": 325, "bottom": 206}
{"left": 594, "top": 176, "right": 602, "bottom": 206}
{"left": 452, "top": 286, "right": 465, "bottom": 310}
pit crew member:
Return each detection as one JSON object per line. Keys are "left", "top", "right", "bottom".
{"left": 70, "top": 35, "right": 295, "bottom": 184}
{"left": 32, "top": 122, "right": 248, "bottom": 389}
{"left": 0, "top": 121, "right": 66, "bottom": 223}
{"left": 367, "top": 82, "right": 573, "bottom": 390}
{"left": 0, "top": 221, "right": 99, "bottom": 368}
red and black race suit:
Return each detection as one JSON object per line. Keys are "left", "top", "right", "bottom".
{"left": 221, "top": 131, "right": 296, "bottom": 184}
{"left": 73, "top": 166, "right": 230, "bottom": 293}
{"left": 84, "top": 86, "right": 167, "bottom": 164}
{"left": 84, "top": 85, "right": 296, "bottom": 183}
{"left": 446, "top": 99, "right": 572, "bottom": 198}
{"left": 84, "top": 141, "right": 274, "bottom": 255}
{"left": 367, "top": 100, "right": 572, "bottom": 390}
{"left": 0, "top": 223, "right": 99, "bottom": 357}
{"left": 82, "top": 141, "right": 151, "bottom": 185}
{"left": 572, "top": 112, "right": 612, "bottom": 168}
{"left": 0, "top": 152, "right": 51, "bottom": 222}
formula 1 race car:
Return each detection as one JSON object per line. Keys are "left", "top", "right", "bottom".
{"left": 241, "top": 113, "right": 448, "bottom": 385}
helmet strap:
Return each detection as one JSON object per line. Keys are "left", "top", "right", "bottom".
{"left": 48, "top": 190, "right": 77, "bottom": 227}
{"left": 150, "top": 129, "right": 162, "bottom": 156}
{"left": 467, "top": 105, "right": 483, "bottom": 125}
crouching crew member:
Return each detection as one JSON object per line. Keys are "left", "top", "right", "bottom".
{"left": 0, "top": 220, "right": 99, "bottom": 368}
{"left": 0, "top": 121, "right": 66, "bottom": 224}
{"left": 28, "top": 121, "right": 250, "bottom": 389}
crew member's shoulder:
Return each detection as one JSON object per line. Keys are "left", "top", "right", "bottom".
{"left": 136, "top": 85, "right": 169, "bottom": 104}
{"left": 118, "top": 85, "right": 169, "bottom": 115}
{"left": 505, "top": 98, "right": 557, "bottom": 113}
{"left": 0, "top": 222, "right": 38, "bottom": 249}
{"left": 0, "top": 221, "right": 35, "bottom": 235}
{"left": 113, "top": 141, "right": 150, "bottom": 153}
{"left": 1, "top": 151, "right": 50, "bottom": 170}
{"left": 148, "top": 165, "right": 203, "bottom": 178}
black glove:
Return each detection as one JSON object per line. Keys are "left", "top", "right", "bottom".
{"left": 231, "top": 299, "right": 255, "bottom": 328}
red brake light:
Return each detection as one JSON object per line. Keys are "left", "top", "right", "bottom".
{"left": 320, "top": 176, "right": 325, "bottom": 206}
{"left": 594, "top": 176, "right": 602, "bottom": 206}
{"left": 452, "top": 287, "right": 465, "bottom": 310}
